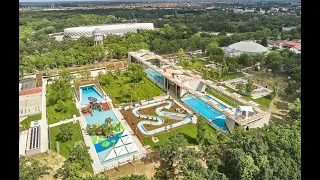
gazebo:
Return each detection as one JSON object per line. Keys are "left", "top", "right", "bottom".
{"left": 239, "top": 106, "right": 254, "bottom": 119}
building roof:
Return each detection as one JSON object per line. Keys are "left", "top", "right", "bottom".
{"left": 228, "top": 40, "right": 268, "bottom": 53}
{"left": 92, "top": 28, "right": 102, "bottom": 35}
{"left": 64, "top": 23, "right": 154, "bottom": 37}
{"left": 283, "top": 41, "right": 301, "bottom": 51}
{"left": 267, "top": 40, "right": 283, "bottom": 45}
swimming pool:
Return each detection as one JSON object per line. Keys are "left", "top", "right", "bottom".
{"left": 81, "top": 86, "right": 105, "bottom": 106}
{"left": 203, "top": 94, "right": 228, "bottom": 109}
{"left": 144, "top": 68, "right": 164, "bottom": 87}
{"left": 182, "top": 94, "right": 227, "bottom": 131}
{"left": 85, "top": 109, "right": 119, "bottom": 126}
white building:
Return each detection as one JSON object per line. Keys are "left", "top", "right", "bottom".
{"left": 64, "top": 23, "right": 154, "bottom": 39}
{"left": 223, "top": 40, "right": 269, "bottom": 56}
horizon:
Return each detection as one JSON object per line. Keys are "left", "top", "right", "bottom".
{"left": 19, "top": 0, "right": 299, "bottom": 3}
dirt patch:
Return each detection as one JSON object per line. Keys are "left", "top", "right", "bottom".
{"left": 114, "top": 62, "right": 125, "bottom": 69}
{"left": 30, "top": 151, "right": 66, "bottom": 180}
{"left": 247, "top": 68, "right": 289, "bottom": 97}
{"left": 106, "top": 63, "right": 117, "bottom": 71}
{"left": 94, "top": 160, "right": 159, "bottom": 180}
{"left": 269, "top": 97, "right": 292, "bottom": 124}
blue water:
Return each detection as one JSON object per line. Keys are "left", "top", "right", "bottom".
{"left": 94, "top": 132, "right": 122, "bottom": 153}
{"left": 144, "top": 68, "right": 164, "bottom": 86}
{"left": 182, "top": 94, "right": 227, "bottom": 131}
{"left": 203, "top": 94, "right": 228, "bottom": 109}
{"left": 85, "top": 110, "right": 119, "bottom": 126}
{"left": 81, "top": 86, "right": 105, "bottom": 106}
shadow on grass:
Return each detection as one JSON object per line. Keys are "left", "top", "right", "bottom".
{"left": 180, "top": 133, "right": 197, "bottom": 145}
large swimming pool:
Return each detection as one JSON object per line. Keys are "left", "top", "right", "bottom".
{"left": 81, "top": 86, "right": 105, "bottom": 106}
{"left": 203, "top": 94, "right": 228, "bottom": 109}
{"left": 182, "top": 94, "right": 227, "bottom": 131}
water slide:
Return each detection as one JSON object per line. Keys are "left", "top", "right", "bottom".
{"left": 132, "top": 100, "right": 192, "bottom": 135}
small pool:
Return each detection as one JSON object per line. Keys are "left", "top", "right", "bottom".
{"left": 144, "top": 68, "right": 164, "bottom": 86}
{"left": 81, "top": 86, "right": 105, "bottom": 106}
{"left": 182, "top": 94, "right": 227, "bottom": 131}
{"left": 85, "top": 110, "right": 119, "bottom": 126}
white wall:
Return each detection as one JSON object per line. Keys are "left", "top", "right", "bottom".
{"left": 184, "top": 80, "right": 206, "bottom": 92}
{"left": 225, "top": 117, "right": 236, "bottom": 132}
{"left": 248, "top": 113, "right": 271, "bottom": 129}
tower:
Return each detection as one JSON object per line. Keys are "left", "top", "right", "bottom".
{"left": 92, "top": 28, "right": 103, "bottom": 46}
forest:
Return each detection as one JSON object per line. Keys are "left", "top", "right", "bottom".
{"left": 19, "top": 7, "right": 301, "bottom": 180}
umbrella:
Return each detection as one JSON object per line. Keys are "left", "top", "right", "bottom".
{"left": 88, "top": 97, "right": 98, "bottom": 103}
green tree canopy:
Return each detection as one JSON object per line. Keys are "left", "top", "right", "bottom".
{"left": 57, "top": 123, "right": 74, "bottom": 142}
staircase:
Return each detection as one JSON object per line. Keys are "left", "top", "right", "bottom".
{"left": 101, "top": 102, "right": 110, "bottom": 111}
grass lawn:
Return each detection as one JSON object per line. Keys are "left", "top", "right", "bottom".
{"left": 20, "top": 114, "right": 42, "bottom": 128}
{"left": 101, "top": 76, "right": 164, "bottom": 104}
{"left": 206, "top": 88, "right": 242, "bottom": 107}
{"left": 143, "top": 123, "right": 217, "bottom": 148}
{"left": 222, "top": 85, "right": 272, "bottom": 108}
{"left": 46, "top": 84, "right": 79, "bottom": 125}
{"left": 47, "top": 100, "right": 79, "bottom": 124}
{"left": 177, "top": 60, "right": 206, "bottom": 70}
{"left": 216, "top": 72, "right": 245, "bottom": 81}
{"left": 49, "top": 122, "right": 93, "bottom": 173}
{"left": 49, "top": 122, "right": 83, "bottom": 158}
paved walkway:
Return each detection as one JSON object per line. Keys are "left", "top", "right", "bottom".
{"left": 40, "top": 79, "right": 49, "bottom": 153}
{"left": 48, "top": 117, "right": 80, "bottom": 128}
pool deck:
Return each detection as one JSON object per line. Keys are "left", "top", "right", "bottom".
{"left": 40, "top": 78, "right": 49, "bottom": 153}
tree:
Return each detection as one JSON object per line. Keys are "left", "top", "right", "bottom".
{"left": 58, "top": 68, "right": 73, "bottom": 82}
{"left": 179, "top": 148, "right": 208, "bottom": 180}
{"left": 196, "top": 116, "right": 207, "bottom": 144}
{"left": 261, "top": 37, "right": 267, "bottom": 47}
{"left": 236, "top": 83, "right": 246, "bottom": 95}
{"left": 56, "top": 161, "right": 83, "bottom": 180}
{"left": 270, "top": 82, "right": 279, "bottom": 99}
{"left": 236, "top": 155, "right": 260, "bottom": 180}
{"left": 56, "top": 141, "right": 93, "bottom": 180}
{"left": 246, "top": 79, "right": 254, "bottom": 96}
{"left": 265, "top": 53, "right": 284, "bottom": 76}
{"left": 289, "top": 98, "right": 301, "bottom": 121}
{"left": 19, "top": 156, "right": 51, "bottom": 180}
{"left": 127, "top": 63, "right": 145, "bottom": 83}
{"left": 57, "top": 123, "right": 73, "bottom": 142}
{"left": 285, "top": 80, "right": 298, "bottom": 96}
{"left": 116, "top": 174, "right": 148, "bottom": 180}
{"left": 47, "top": 78, "right": 72, "bottom": 106}
{"left": 206, "top": 42, "right": 224, "bottom": 58}
{"left": 176, "top": 48, "right": 187, "bottom": 62}
{"left": 157, "top": 132, "right": 187, "bottom": 170}
{"left": 55, "top": 99, "right": 67, "bottom": 113}
{"left": 105, "top": 117, "right": 113, "bottom": 126}
{"left": 84, "top": 176, "right": 109, "bottom": 180}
